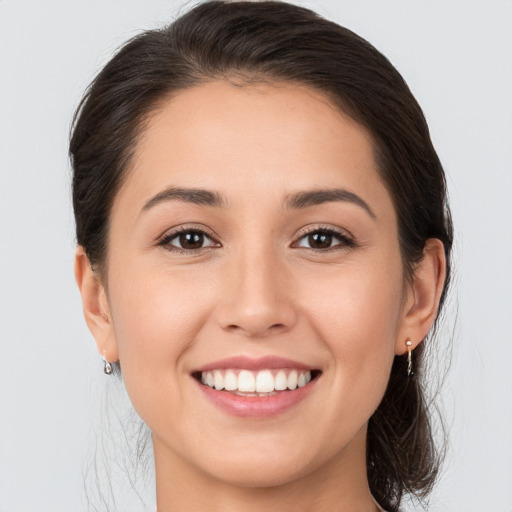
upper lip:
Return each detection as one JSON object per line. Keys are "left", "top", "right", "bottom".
{"left": 193, "top": 355, "right": 316, "bottom": 373}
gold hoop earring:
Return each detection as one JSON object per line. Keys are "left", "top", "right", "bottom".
{"left": 103, "top": 348, "right": 113, "bottom": 375}
{"left": 406, "top": 340, "right": 413, "bottom": 378}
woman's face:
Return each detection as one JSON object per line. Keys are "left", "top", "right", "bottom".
{"left": 102, "top": 81, "right": 413, "bottom": 486}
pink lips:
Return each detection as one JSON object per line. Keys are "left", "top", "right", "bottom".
{"left": 195, "top": 355, "right": 313, "bottom": 373}
{"left": 193, "top": 356, "right": 319, "bottom": 418}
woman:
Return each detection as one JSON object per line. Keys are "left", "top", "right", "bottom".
{"left": 71, "top": 1, "right": 452, "bottom": 511}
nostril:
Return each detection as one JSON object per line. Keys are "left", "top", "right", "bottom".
{"left": 222, "top": 322, "right": 292, "bottom": 338}
{"left": 216, "top": 291, "right": 298, "bottom": 338}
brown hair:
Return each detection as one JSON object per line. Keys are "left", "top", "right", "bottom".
{"left": 70, "top": 2, "right": 453, "bottom": 510}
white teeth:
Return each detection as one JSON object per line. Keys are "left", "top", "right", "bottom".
{"left": 224, "top": 370, "right": 238, "bottom": 391}
{"left": 298, "top": 371, "right": 312, "bottom": 387}
{"left": 274, "top": 370, "right": 288, "bottom": 391}
{"left": 200, "top": 369, "right": 313, "bottom": 393}
{"left": 287, "top": 370, "right": 298, "bottom": 390}
{"left": 238, "top": 370, "right": 256, "bottom": 392}
{"left": 214, "top": 370, "right": 224, "bottom": 390}
{"left": 256, "top": 370, "right": 274, "bottom": 393}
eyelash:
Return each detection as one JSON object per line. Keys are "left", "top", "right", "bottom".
{"left": 157, "top": 226, "right": 355, "bottom": 253}
{"left": 293, "top": 226, "right": 356, "bottom": 252}
{"left": 158, "top": 226, "right": 220, "bottom": 254}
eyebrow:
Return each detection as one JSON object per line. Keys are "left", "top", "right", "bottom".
{"left": 284, "top": 188, "right": 376, "bottom": 218}
{"left": 141, "top": 186, "right": 226, "bottom": 212}
{"left": 141, "top": 185, "right": 375, "bottom": 219}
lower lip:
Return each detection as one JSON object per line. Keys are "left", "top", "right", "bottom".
{"left": 195, "top": 378, "right": 317, "bottom": 418}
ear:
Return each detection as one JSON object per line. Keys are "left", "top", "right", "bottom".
{"left": 395, "top": 238, "right": 447, "bottom": 355}
{"left": 74, "top": 246, "right": 119, "bottom": 362}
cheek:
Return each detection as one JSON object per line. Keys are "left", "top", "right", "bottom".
{"left": 306, "top": 256, "right": 404, "bottom": 336}
{"left": 105, "top": 261, "right": 218, "bottom": 409}
{"left": 303, "top": 259, "right": 404, "bottom": 402}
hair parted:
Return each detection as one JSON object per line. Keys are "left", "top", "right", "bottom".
{"left": 70, "top": 2, "right": 453, "bottom": 510}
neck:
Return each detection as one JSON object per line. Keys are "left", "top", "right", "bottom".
{"left": 154, "top": 426, "right": 379, "bottom": 512}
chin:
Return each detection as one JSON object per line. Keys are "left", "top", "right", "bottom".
{"left": 184, "top": 434, "right": 334, "bottom": 489}
{"left": 204, "top": 457, "right": 314, "bottom": 489}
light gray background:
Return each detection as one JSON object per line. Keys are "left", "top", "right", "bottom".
{"left": 1, "top": 1, "right": 511, "bottom": 511}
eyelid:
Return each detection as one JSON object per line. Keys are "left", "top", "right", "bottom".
{"left": 157, "top": 224, "right": 221, "bottom": 252}
{"left": 292, "top": 224, "right": 356, "bottom": 250}
{"left": 156, "top": 223, "right": 355, "bottom": 253}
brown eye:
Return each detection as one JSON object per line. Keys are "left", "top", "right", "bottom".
{"left": 179, "top": 231, "right": 205, "bottom": 249}
{"left": 307, "top": 232, "right": 332, "bottom": 249}
{"left": 296, "top": 229, "right": 353, "bottom": 250}
{"left": 160, "top": 229, "right": 218, "bottom": 251}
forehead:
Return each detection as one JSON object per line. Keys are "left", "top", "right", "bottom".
{"left": 115, "top": 80, "right": 395, "bottom": 220}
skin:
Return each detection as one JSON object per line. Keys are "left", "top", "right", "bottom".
{"left": 75, "top": 81, "right": 446, "bottom": 512}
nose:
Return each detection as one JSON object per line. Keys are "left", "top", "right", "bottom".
{"left": 216, "top": 247, "right": 297, "bottom": 338}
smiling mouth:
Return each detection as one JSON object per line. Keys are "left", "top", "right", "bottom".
{"left": 193, "top": 368, "right": 322, "bottom": 396}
